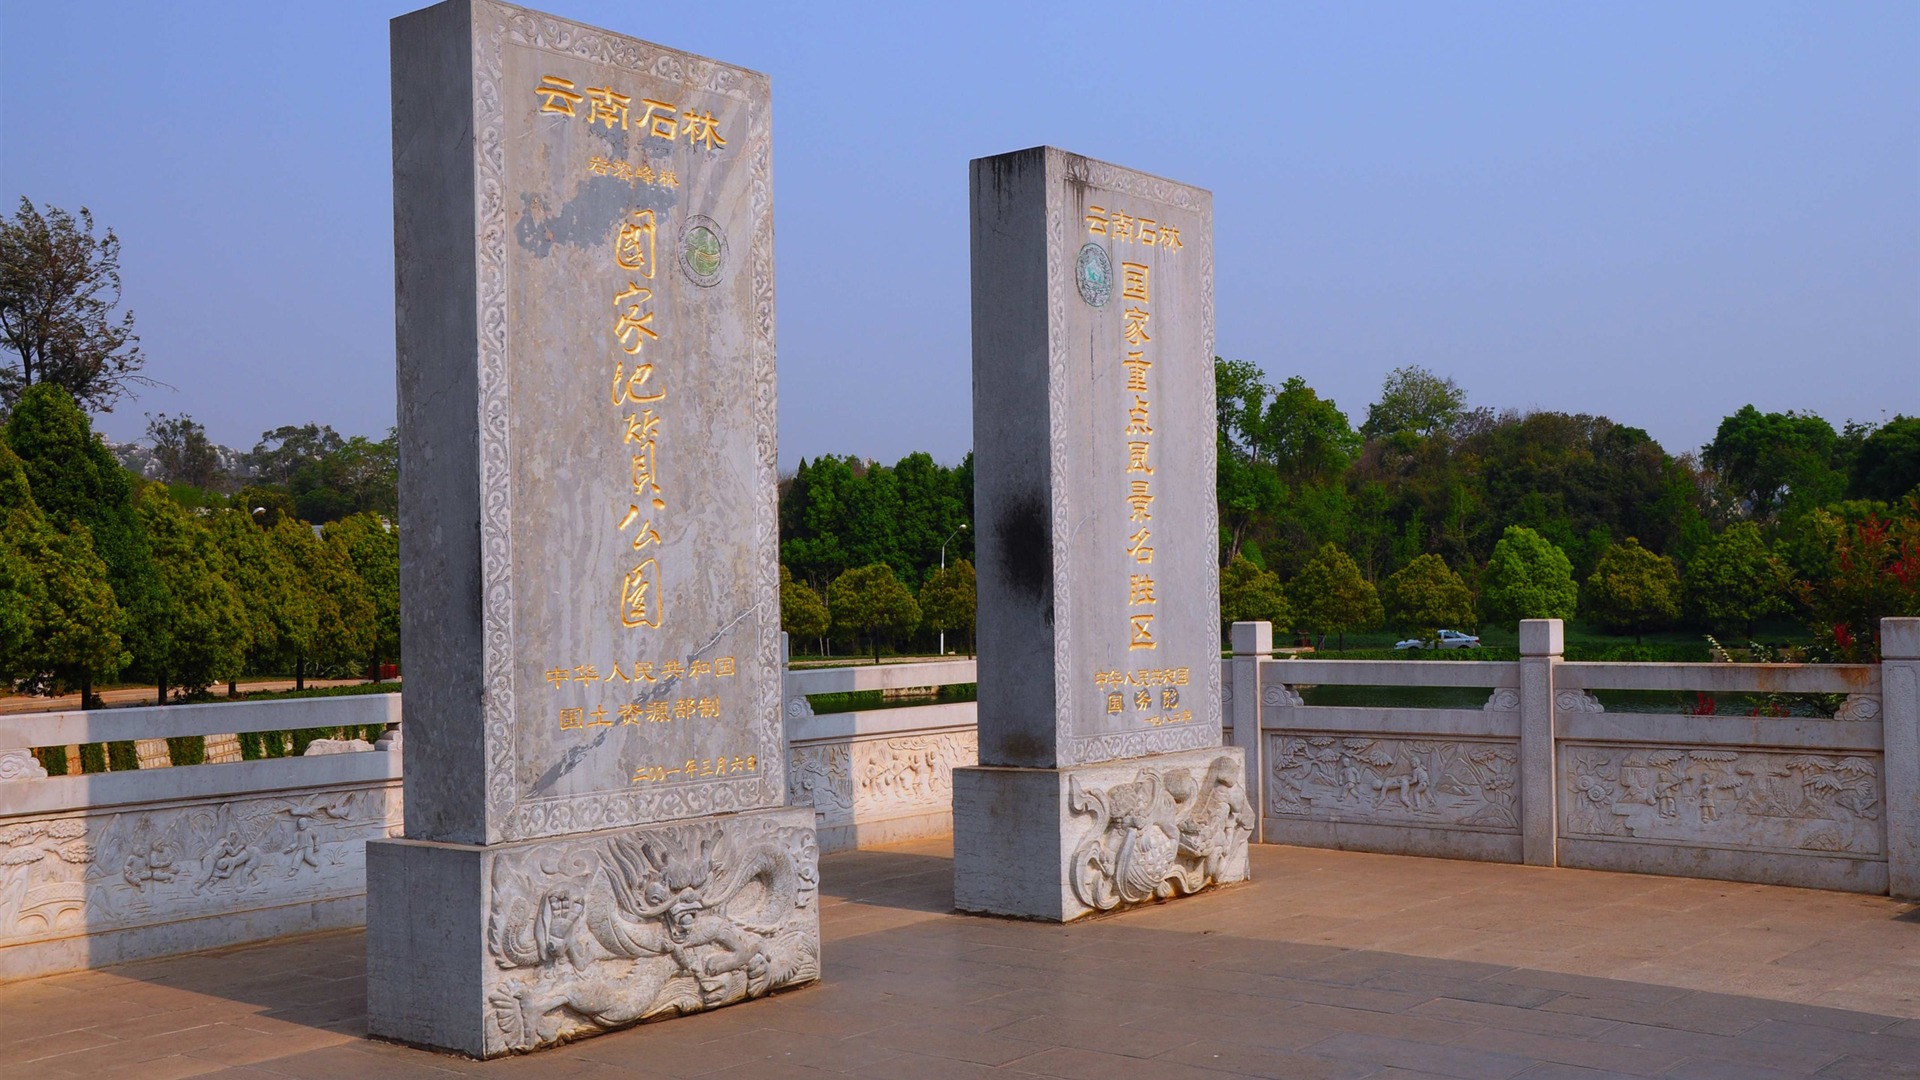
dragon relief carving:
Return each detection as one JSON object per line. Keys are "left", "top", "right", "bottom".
{"left": 1267, "top": 736, "right": 1519, "bottom": 831}
{"left": 1066, "top": 756, "right": 1252, "bottom": 913}
{"left": 1563, "top": 747, "right": 1882, "bottom": 855}
{"left": 484, "top": 820, "right": 818, "bottom": 1053}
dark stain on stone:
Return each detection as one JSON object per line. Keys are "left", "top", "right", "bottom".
{"left": 995, "top": 491, "right": 1051, "bottom": 624}
{"left": 995, "top": 730, "right": 1047, "bottom": 766}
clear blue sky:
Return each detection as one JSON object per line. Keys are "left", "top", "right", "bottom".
{"left": 2, "top": 1, "right": 1915, "bottom": 466}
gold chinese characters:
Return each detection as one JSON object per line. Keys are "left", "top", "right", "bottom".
{"left": 544, "top": 655, "right": 737, "bottom": 688}
{"left": 536, "top": 76, "right": 728, "bottom": 151}
{"left": 590, "top": 155, "right": 680, "bottom": 190}
{"left": 559, "top": 695, "right": 721, "bottom": 730}
{"left": 1085, "top": 205, "right": 1182, "bottom": 251}
{"left": 1092, "top": 666, "right": 1192, "bottom": 690}
{"left": 1118, "top": 256, "right": 1158, "bottom": 651}
{"left": 632, "top": 755, "right": 758, "bottom": 784}
{"left": 603, "top": 206, "right": 668, "bottom": 629}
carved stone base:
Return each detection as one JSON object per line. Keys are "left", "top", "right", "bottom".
{"left": 366, "top": 806, "right": 819, "bottom": 1058}
{"left": 952, "top": 747, "right": 1252, "bottom": 922}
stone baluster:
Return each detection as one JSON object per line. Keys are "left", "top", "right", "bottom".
{"left": 1230, "top": 621, "right": 1272, "bottom": 843}
{"left": 1519, "top": 619, "right": 1563, "bottom": 867}
{"left": 1883, "top": 617, "right": 1920, "bottom": 899}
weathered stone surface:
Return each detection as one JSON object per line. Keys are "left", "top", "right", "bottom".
{"left": 787, "top": 727, "right": 976, "bottom": 852}
{"left": 953, "top": 747, "right": 1251, "bottom": 921}
{"left": 956, "top": 147, "right": 1237, "bottom": 920}
{"left": 0, "top": 780, "right": 401, "bottom": 981}
{"left": 1559, "top": 745, "right": 1883, "bottom": 855}
{"left": 392, "top": 0, "right": 781, "bottom": 849}
{"left": 380, "top": 0, "right": 807, "bottom": 1053}
{"left": 968, "top": 146, "right": 1220, "bottom": 771}
{"left": 367, "top": 805, "right": 818, "bottom": 1057}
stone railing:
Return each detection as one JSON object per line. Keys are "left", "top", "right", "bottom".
{"left": 1225, "top": 618, "right": 1919, "bottom": 899}
{"left": 0, "top": 695, "right": 402, "bottom": 980}
{"left": 783, "top": 641, "right": 978, "bottom": 852}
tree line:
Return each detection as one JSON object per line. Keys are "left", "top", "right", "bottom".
{"left": 5, "top": 195, "right": 1915, "bottom": 694}
{"left": 0, "top": 386, "right": 399, "bottom": 775}
{"left": 1215, "top": 362, "right": 1919, "bottom": 658}
{"left": 777, "top": 453, "right": 978, "bottom": 658}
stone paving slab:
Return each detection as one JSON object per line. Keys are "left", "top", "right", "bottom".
{"left": 1, "top": 840, "right": 1915, "bottom": 1078}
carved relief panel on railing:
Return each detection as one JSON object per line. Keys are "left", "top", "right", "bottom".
{"left": 785, "top": 745, "right": 853, "bottom": 826}
{"left": 1266, "top": 734, "right": 1520, "bottom": 832}
{"left": 786, "top": 730, "right": 978, "bottom": 826}
{"left": 0, "top": 786, "right": 402, "bottom": 946}
{"left": 1561, "top": 746, "right": 1883, "bottom": 856}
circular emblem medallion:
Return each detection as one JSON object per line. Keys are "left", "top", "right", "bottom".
{"left": 1075, "top": 242, "right": 1112, "bottom": 308}
{"left": 679, "top": 215, "right": 727, "bottom": 288}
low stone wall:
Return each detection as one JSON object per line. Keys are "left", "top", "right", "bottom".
{"left": 0, "top": 695, "right": 402, "bottom": 981}
{"left": 783, "top": 653, "right": 978, "bottom": 852}
{"left": 1228, "top": 618, "right": 1919, "bottom": 899}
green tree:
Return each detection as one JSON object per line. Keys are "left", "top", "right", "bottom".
{"left": 1481, "top": 525, "right": 1578, "bottom": 624}
{"left": 780, "top": 452, "right": 972, "bottom": 589}
{"left": 828, "top": 563, "right": 921, "bottom": 662}
{"left": 231, "top": 485, "right": 296, "bottom": 526}
{"left": 1214, "top": 358, "right": 1285, "bottom": 564}
{"left": 1382, "top": 554, "right": 1476, "bottom": 634}
{"left": 1263, "top": 376, "right": 1362, "bottom": 482}
{"left": 780, "top": 564, "right": 831, "bottom": 652}
{"left": 1219, "top": 555, "right": 1289, "bottom": 635}
{"left": 1582, "top": 538, "right": 1681, "bottom": 643}
{"left": 134, "top": 486, "right": 249, "bottom": 701}
{"left": 0, "top": 440, "right": 125, "bottom": 698}
{"left": 1703, "top": 405, "right": 1847, "bottom": 520}
{"left": 243, "top": 423, "right": 345, "bottom": 486}
{"left": 0, "top": 517, "right": 34, "bottom": 687}
{"left": 264, "top": 516, "right": 376, "bottom": 688}
{"left": 1850, "top": 416, "right": 1920, "bottom": 503}
{"left": 2, "top": 383, "right": 163, "bottom": 705}
{"left": 1213, "top": 362, "right": 1361, "bottom": 568}
{"left": 0, "top": 198, "right": 151, "bottom": 412}
{"left": 324, "top": 513, "right": 401, "bottom": 679}
{"left": 1360, "top": 365, "right": 1465, "bottom": 441}
{"left": 145, "top": 412, "right": 225, "bottom": 491}
{"left": 1793, "top": 502, "right": 1920, "bottom": 660}
{"left": 1288, "top": 543, "right": 1383, "bottom": 649}
{"left": 206, "top": 507, "right": 291, "bottom": 693}
{"left": 291, "top": 431, "right": 399, "bottom": 524}
{"left": 918, "top": 558, "right": 977, "bottom": 655}
{"left": 1683, "top": 521, "right": 1789, "bottom": 637}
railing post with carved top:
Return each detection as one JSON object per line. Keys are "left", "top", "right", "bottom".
{"left": 1518, "top": 619, "right": 1563, "bottom": 867}
{"left": 1882, "top": 617, "right": 1920, "bottom": 899}
{"left": 1229, "top": 621, "right": 1272, "bottom": 844}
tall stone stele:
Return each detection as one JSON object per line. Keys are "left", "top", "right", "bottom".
{"left": 952, "top": 147, "right": 1252, "bottom": 921}
{"left": 369, "top": 1, "right": 816, "bottom": 1056}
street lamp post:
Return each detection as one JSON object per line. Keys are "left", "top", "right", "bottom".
{"left": 938, "top": 522, "right": 968, "bottom": 656}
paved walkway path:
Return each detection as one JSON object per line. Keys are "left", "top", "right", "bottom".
{"left": 3, "top": 840, "right": 1916, "bottom": 1079}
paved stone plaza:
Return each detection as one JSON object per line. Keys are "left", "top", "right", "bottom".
{"left": 4, "top": 840, "right": 1916, "bottom": 1079}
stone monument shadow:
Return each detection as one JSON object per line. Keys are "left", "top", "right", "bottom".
{"left": 817, "top": 845, "right": 957, "bottom": 915}
{"left": 75, "top": 928, "right": 374, "bottom": 1036}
